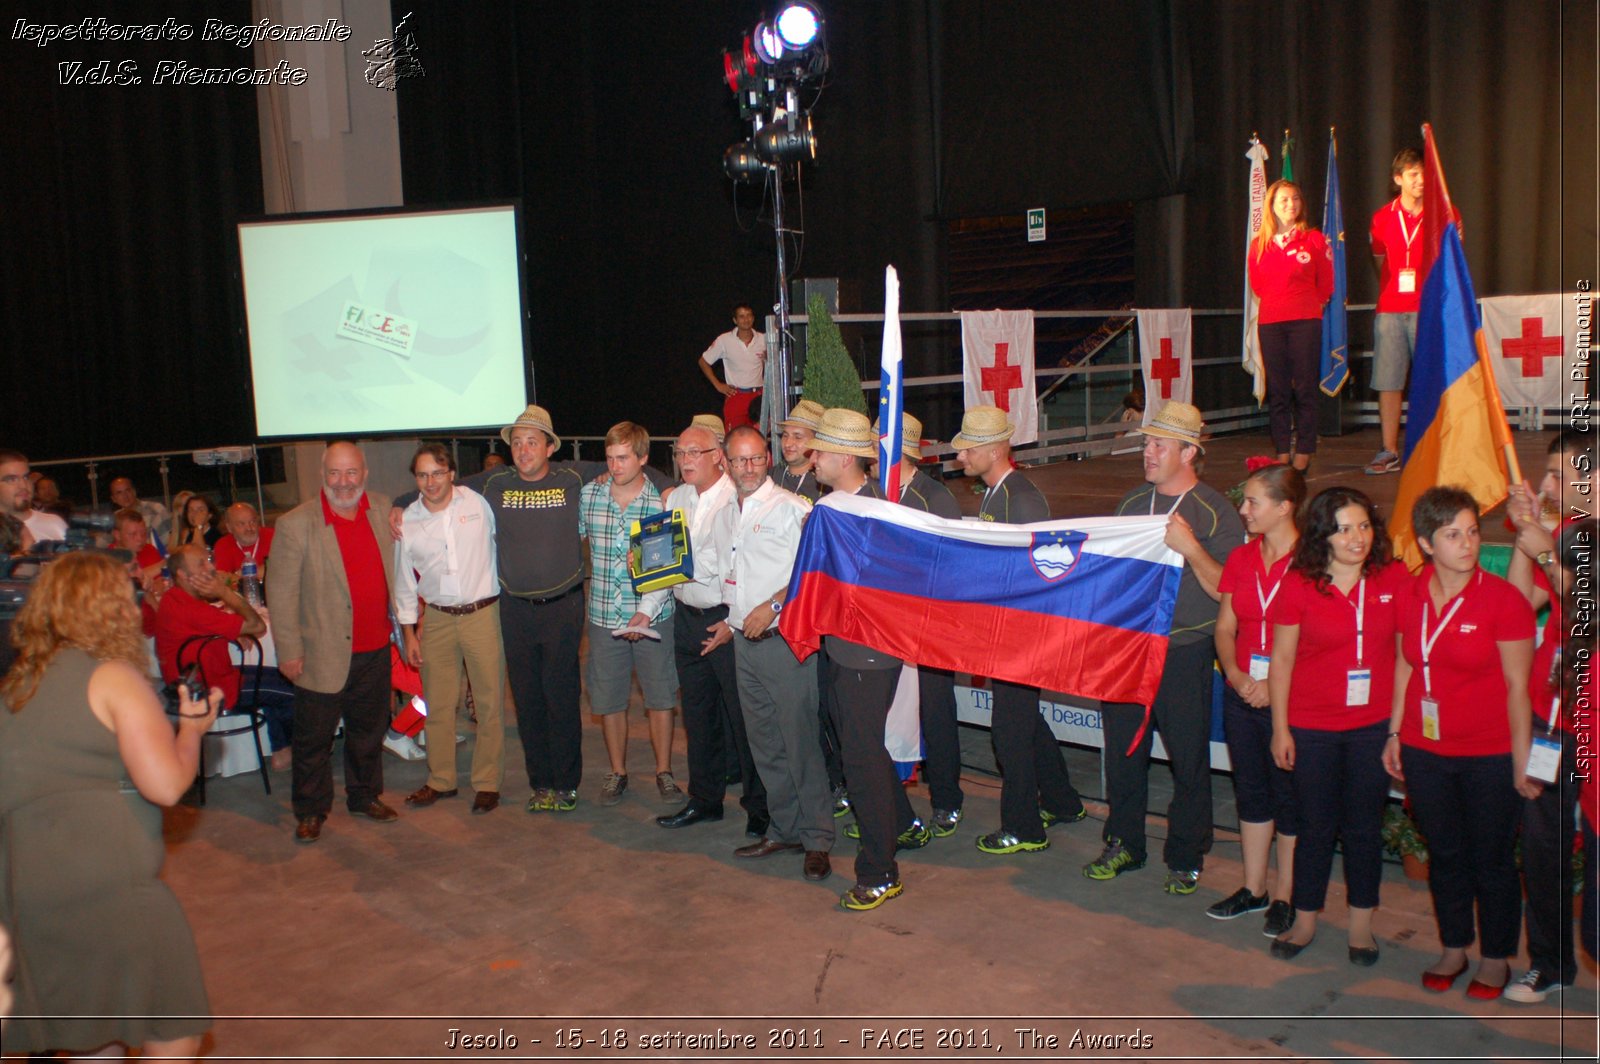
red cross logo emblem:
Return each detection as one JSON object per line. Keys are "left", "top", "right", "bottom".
{"left": 1149, "top": 338, "right": 1182, "bottom": 399}
{"left": 1501, "top": 317, "right": 1561, "bottom": 378}
{"left": 980, "top": 342, "right": 1023, "bottom": 412}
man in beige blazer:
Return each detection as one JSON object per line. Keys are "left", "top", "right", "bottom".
{"left": 269, "top": 441, "right": 399, "bottom": 843}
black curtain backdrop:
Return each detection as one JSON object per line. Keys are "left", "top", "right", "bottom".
{"left": 1, "top": 0, "right": 264, "bottom": 459}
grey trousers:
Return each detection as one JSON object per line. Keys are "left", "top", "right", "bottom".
{"left": 734, "top": 632, "right": 833, "bottom": 852}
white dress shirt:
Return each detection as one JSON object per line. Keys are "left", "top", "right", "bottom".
{"left": 21, "top": 510, "right": 67, "bottom": 542}
{"left": 701, "top": 328, "right": 766, "bottom": 389}
{"left": 671, "top": 474, "right": 737, "bottom": 610}
{"left": 712, "top": 477, "right": 811, "bottom": 627}
{"left": 393, "top": 486, "right": 499, "bottom": 624}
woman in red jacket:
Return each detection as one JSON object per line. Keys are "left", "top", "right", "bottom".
{"left": 1248, "top": 180, "right": 1333, "bottom": 472}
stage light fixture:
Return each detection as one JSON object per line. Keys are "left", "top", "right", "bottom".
{"left": 752, "top": 20, "right": 784, "bottom": 65}
{"left": 753, "top": 115, "right": 815, "bottom": 163}
{"left": 723, "top": 141, "right": 768, "bottom": 181}
{"left": 775, "top": 4, "right": 821, "bottom": 51}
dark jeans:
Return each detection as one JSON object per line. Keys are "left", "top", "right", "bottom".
{"left": 1289, "top": 720, "right": 1388, "bottom": 912}
{"left": 1261, "top": 318, "right": 1322, "bottom": 455}
{"left": 290, "top": 646, "right": 389, "bottom": 817}
{"left": 1222, "top": 684, "right": 1299, "bottom": 833}
{"left": 674, "top": 604, "right": 766, "bottom": 816}
{"left": 918, "top": 665, "right": 964, "bottom": 812}
{"left": 1404, "top": 745, "right": 1522, "bottom": 957}
{"left": 1102, "top": 639, "right": 1215, "bottom": 869}
{"left": 991, "top": 679, "right": 1081, "bottom": 842}
{"left": 500, "top": 591, "right": 584, "bottom": 791}
{"left": 257, "top": 671, "right": 297, "bottom": 752}
{"left": 826, "top": 660, "right": 915, "bottom": 886}
{"left": 816, "top": 644, "right": 846, "bottom": 794}
{"left": 1520, "top": 732, "right": 1578, "bottom": 978}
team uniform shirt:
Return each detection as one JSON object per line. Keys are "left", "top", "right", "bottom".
{"left": 578, "top": 477, "right": 673, "bottom": 629}
{"left": 1116, "top": 481, "right": 1245, "bottom": 646}
{"left": 1268, "top": 561, "right": 1409, "bottom": 731}
{"left": 1216, "top": 536, "right": 1295, "bottom": 675}
{"left": 818, "top": 479, "right": 899, "bottom": 670}
{"left": 212, "top": 527, "right": 275, "bottom": 574}
{"left": 1370, "top": 198, "right": 1424, "bottom": 314}
{"left": 133, "top": 544, "right": 163, "bottom": 571}
{"left": 670, "top": 475, "right": 736, "bottom": 610}
{"left": 977, "top": 468, "right": 1048, "bottom": 524}
{"left": 713, "top": 477, "right": 811, "bottom": 628}
{"left": 702, "top": 328, "right": 766, "bottom": 389}
{"left": 21, "top": 510, "right": 66, "bottom": 543}
{"left": 1530, "top": 597, "right": 1570, "bottom": 734}
{"left": 1397, "top": 568, "right": 1535, "bottom": 756}
{"left": 778, "top": 466, "right": 820, "bottom": 502}
{"left": 154, "top": 585, "right": 245, "bottom": 706}
{"left": 1248, "top": 228, "right": 1334, "bottom": 324}
{"left": 898, "top": 467, "right": 961, "bottom": 519}
{"left": 321, "top": 492, "right": 390, "bottom": 654}
{"left": 392, "top": 486, "right": 499, "bottom": 625}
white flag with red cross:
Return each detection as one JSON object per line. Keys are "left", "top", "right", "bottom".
{"left": 1136, "top": 308, "right": 1193, "bottom": 425}
{"left": 1480, "top": 294, "right": 1569, "bottom": 410}
{"left": 960, "top": 310, "right": 1038, "bottom": 445}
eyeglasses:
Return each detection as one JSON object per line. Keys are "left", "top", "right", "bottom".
{"left": 672, "top": 447, "right": 716, "bottom": 460}
{"left": 415, "top": 470, "right": 452, "bottom": 481}
{"left": 728, "top": 454, "right": 769, "bottom": 468}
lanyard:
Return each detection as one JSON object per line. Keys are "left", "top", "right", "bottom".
{"left": 1255, "top": 568, "right": 1285, "bottom": 651}
{"left": 1149, "top": 488, "right": 1189, "bottom": 516}
{"left": 1418, "top": 595, "right": 1467, "bottom": 698}
{"left": 1395, "top": 205, "right": 1420, "bottom": 267}
{"left": 1342, "top": 578, "right": 1367, "bottom": 666}
{"left": 982, "top": 469, "right": 1014, "bottom": 520}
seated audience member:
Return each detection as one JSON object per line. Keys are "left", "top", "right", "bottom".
{"left": 0, "top": 449, "right": 67, "bottom": 543}
{"left": 110, "top": 476, "right": 172, "bottom": 544}
{"left": 482, "top": 452, "right": 507, "bottom": 471}
{"left": 31, "top": 475, "right": 70, "bottom": 520}
{"left": 156, "top": 544, "right": 293, "bottom": 770}
{"left": 172, "top": 493, "right": 223, "bottom": 549}
{"left": 2, "top": 511, "right": 33, "bottom": 555}
{"left": 212, "top": 502, "right": 274, "bottom": 576}
{"left": 114, "top": 508, "right": 165, "bottom": 586}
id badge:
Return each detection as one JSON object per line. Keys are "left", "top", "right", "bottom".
{"left": 1526, "top": 736, "right": 1562, "bottom": 784}
{"left": 1397, "top": 268, "right": 1416, "bottom": 294}
{"left": 1345, "top": 669, "right": 1371, "bottom": 707}
{"left": 1248, "top": 654, "right": 1270, "bottom": 682}
{"left": 1419, "top": 696, "right": 1441, "bottom": 741}
{"left": 439, "top": 571, "right": 462, "bottom": 598}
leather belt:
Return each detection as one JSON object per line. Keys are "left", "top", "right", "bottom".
{"left": 730, "top": 386, "right": 762, "bottom": 394}
{"left": 520, "top": 584, "right": 582, "bottom": 606}
{"left": 429, "top": 595, "right": 500, "bottom": 617}
{"left": 679, "top": 601, "right": 727, "bottom": 617}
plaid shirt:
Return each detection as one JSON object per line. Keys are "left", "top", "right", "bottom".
{"left": 578, "top": 477, "right": 673, "bottom": 630}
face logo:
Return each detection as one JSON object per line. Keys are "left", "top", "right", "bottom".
{"left": 1295, "top": 250, "right": 1311, "bottom": 264}
{"left": 1459, "top": 623, "right": 1477, "bottom": 634}
{"left": 1030, "top": 529, "right": 1088, "bottom": 582}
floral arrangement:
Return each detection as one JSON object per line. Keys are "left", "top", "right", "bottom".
{"left": 1226, "top": 455, "right": 1282, "bottom": 508}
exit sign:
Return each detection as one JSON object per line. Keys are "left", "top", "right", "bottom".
{"left": 1026, "top": 208, "right": 1046, "bottom": 242}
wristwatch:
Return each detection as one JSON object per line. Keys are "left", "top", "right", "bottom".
{"left": 769, "top": 599, "right": 783, "bottom": 614}
{"left": 1536, "top": 549, "right": 1555, "bottom": 568}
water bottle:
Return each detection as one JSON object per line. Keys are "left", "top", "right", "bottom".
{"left": 240, "top": 558, "right": 263, "bottom": 607}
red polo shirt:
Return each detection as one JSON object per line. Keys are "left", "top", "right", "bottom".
{"left": 1398, "top": 568, "right": 1535, "bottom": 756}
{"left": 212, "top": 527, "right": 274, "bottom": 573}
{"left": 154, "top": 586, "right": 244, "bottom": 705}
{"left": 1268, "top": 561, "right": 1408, "bottom": 731}
{"left": 1248, "top": 228, "right": 1333, "bottom": 324}
{"left": 1217, "top": 537, "right": 1295, "bottom": 675}
{"left": 321, "top": 492, "right": 390, "bottom": 654}
{"left": 1370, "top": 198, "right": 1424, "bottom": 314}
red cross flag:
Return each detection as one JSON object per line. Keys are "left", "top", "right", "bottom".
{"left": 960, "top": 310, "right": 1038, "bottom": 444}
{"left": 1135, "top": 308, "right": 1193, "bottom": 425}
{"left": 1480, "top": 294, "right": 1569, "bottom": 410}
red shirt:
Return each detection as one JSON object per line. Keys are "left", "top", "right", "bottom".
{"left": 1398, "top": 569, "right": 1535, "bottom": 756}
{"left": 1268, "top": 561, "right": 1408, "bottom": 731}
{"left": 1369, "top": 198, "right": 1424, "bottom": 314}
{"left": 321, "top": 492, "right": 390, "bottom": 654}
{"left": 212, "top": 527, "right": 274, "bottom": 573}
{"left": 1248, "top": 228, "right": 1334, "bottom": 324}
{"left": 134, "top": 544, "right": 163, "bottom": 570}
{"left": 1217, "top": 536, "right": 1295, "bottom": 675}
{"left": 155, "top": 586, "right": 245, "bottom": 705}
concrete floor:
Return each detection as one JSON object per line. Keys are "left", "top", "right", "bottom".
{"left": 156, "top": 428, "right": 1596, "bottom": 1062}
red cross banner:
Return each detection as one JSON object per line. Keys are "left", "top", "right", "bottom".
{"left": 960, "top": 310, "right": 1038, "bottom": 444}
{"left": 1135, "top": 308, "right": 1193, "bottom": 425}
{"left": 1480, "top": 293, "right": 1569, "bottom": 410}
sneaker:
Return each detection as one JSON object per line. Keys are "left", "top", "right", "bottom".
{"left": 1364, "top": 450, "right": 1401, "bottom": 475}
{"left": 1504, "top": 968, "right": 1571, "bottom": 1004}
{"left": 525, "top": 788, "right": 553, "bottom": 813}
{"left": 655, "top": 771, "right": 684, "bottom": 804}
{"left": 1083, "top": 837, "right": 1145, "bottom": 880}
{"left": 897, "top": 818, "right": 932, "bottom": 850}
{"left": 549, "top": 789, "right": 579, "bottom": 812}
{"left": 599, "top": 772, "right": 628, "bottom": 807}
{"left": 382, "top": 731, "right": 426, "bottom": 761}
{"left": 930, "top": 807, "right": 963, "bottom": 837}
{"left": 1206, "top": 887, "right": 1270, "bottom": 920}
{"left": 1261, "top": 900, "right": 1294, "bottom": 938}
{"left": 1163, "top": 869, "right": 1201, "bottom": 895}
{"left": 843, "top": 820, "right": 861, "bottom": 840}
{"left": 831, "top": 785, "right": 851, "bottom": 818}
{"left": 975, "top": 830, "right": 1049, "bottom": 855}
{"left": 1040, "top": 804, "right": 1088, "bottom": 829}
{"left": 839, "top": 881, "right": 903, "bottom": 911}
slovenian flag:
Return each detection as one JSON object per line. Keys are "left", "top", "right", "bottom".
{"left": 877, "top": 265, "right": 904, "bottom": 499}
{"left": 778, "top": 493, "right": 1183, "bottom": 707}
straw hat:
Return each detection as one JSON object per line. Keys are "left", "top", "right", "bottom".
{"left": 871, "top": 412, "right": 925, "bottom": 459}
{"left": 807, "top": 408, "right": 878, "bottom": 459}
{"left": 1136, "top": 400, "right": 1206, "bottom": 452}
{"left": 690, "top": 413, "right": 726, "bottom": 443}
{"left": 500, "top": 404, "right": 561, "bottom": 449}
{"left": 950, "top": 405, "right": 1014, "bottom": 449}
{"left": 779, "top": 398, "right": 826, "bottom": 430}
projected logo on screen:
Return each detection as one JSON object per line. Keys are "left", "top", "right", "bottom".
{"left": 337, "top": 302, "right": 417, "bottom": 357}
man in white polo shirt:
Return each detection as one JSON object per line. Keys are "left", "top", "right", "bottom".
{"left": 697, "top": 302, "right": 766, "bottom": 432}
{"left": 393, "top": 443, "right": 506, "bottom": 815}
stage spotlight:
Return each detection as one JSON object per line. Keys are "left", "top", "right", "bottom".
{"left": 723, "top": 141, "right": 767, "bottom": 181}
{"left": 752, "top": 20, "right": 784, "bottom": 65}
{"left": 753, "top": 116, "right": 815, "bottom": 163}
{"left": 775, "top": 4, "right": 821, "bottom": 52}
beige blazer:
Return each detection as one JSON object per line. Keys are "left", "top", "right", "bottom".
{"left": 267, "top": 491, "right": 395, "bottom": 694}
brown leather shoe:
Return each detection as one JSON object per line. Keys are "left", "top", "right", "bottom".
{"left": 472, "top": 791, "right": 500, "bottom": 814}
{"left": 294, "top": 814, "right": 326, "bottom": 843}
{"left": 734, "top": 837, "right": 804, "bottom": 859}
{"left": 405, "top": 785, "right": 459, "bottom": 806}
{"left": 352, "top": 798, "right": 399, "bottom": 822}
{"left": 803, "top": 850, "right": 832, "bottom": 880}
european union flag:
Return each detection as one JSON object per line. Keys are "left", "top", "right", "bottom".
{"left": 1319, "top": 130, "right": 1349, "bottom": 396}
